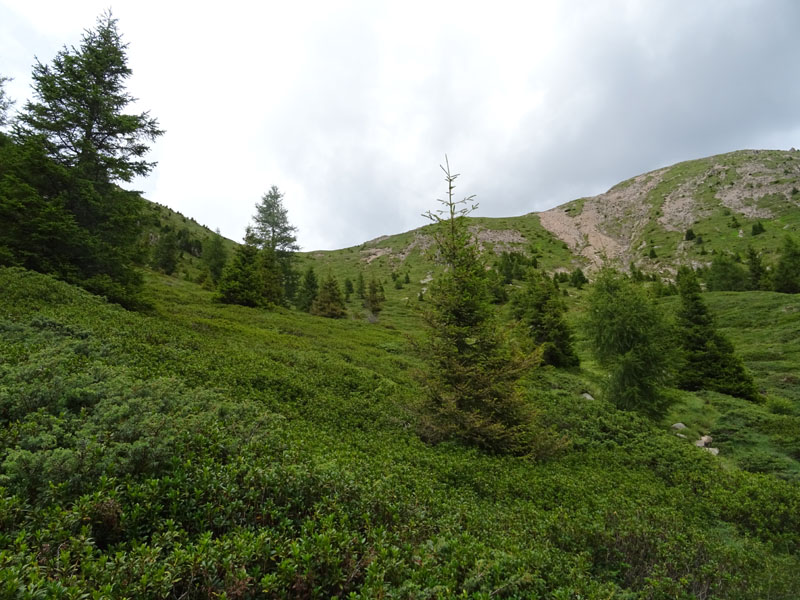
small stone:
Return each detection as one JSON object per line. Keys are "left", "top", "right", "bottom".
{"left": 581, "top": 392, "right": 594, "bottom": 401}
{"left": 671, "top": 423, "right": 688, "bottom": 430}
{"left": 676, "top": 433, "right": 687, "bottom": 439}
{"left": 704, "top": 447, "right": 720, "bottom": 456}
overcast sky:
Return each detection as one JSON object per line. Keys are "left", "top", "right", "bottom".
{"left": 2, "top": 1, "right": 800, "bottom": 250}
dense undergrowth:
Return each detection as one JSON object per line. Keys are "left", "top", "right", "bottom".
{"left": 2, "top": 266, "right": 800, "bottom": 598}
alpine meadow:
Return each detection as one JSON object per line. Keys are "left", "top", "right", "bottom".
{"left": 3, "top": 12, "right": 800, "bottom": 600}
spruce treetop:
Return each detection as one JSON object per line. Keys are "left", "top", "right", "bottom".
{"left": 16, "top": 11, "right": 163, "bottom": 183}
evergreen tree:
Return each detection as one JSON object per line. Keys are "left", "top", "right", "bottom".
{"left": 685, "top": 228, "right": 696, "bottom": 241}
{"left": 569, "top": 267, "right": 588, "bottom": 289}
{"left": 343, "top": 277, "right": 354, "bottom": 301}
{"left": 216, "top": 240, "right": 265, "bottom": 308}
{"left": 512, "top": 269, "right": 579, "bottom": 367}
{"left": 311, "top": 275, "right": 347, "bottom": 318}
{"left": 356, "top": 272, "right": 366, "bottom": 299}
{"left": 364, "top": 277, "right": 385, "bottom": 316}
{"left": 705, "top": 254, "right": 748, "bottom": 291}
{"left": 7, "top": 13, "right": 162, "bottom": 306}
{"left": 258, "top": 247, "right": 284, "bottom": 306}
{"left": 152, "top": 230, "right": 179, "bottom": 275}
{"left": 773, "top": 235, "right": 800, "bottom": 293}
{"left": 250, "top": 185, "right": 299, "bottom": 300}
{"left": 745, "top": 246, "right": 765, "bottom": 291}
{"left": 419, "top": 158, "right": 539, "bottom": 454}
{"left": 751, "top": 221, "right": 766, "bottom": 236}
{"left": 202, "top": 230, "right": 228, "bottom": 285}
{"left": 296, "top": 266, "right": 319, "bottom": 312}
{"left": 251, "top": 185, "right": 299, "bottom": 255}
{"left": 675, "top": 267, "right": 760, "bottom": 400}
{"left": 586, "top": 268, "right": 673, "bottom": 417}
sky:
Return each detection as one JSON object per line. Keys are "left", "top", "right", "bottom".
{"left": 2, "top": 0, "right": 800, "bottom": 250}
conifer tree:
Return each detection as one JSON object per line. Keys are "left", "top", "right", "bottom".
{"left": 512, "top": 269, "right": 579, "bottom": 367}
{"left": 364, "top": 277, "right": 385, "bottom": 317}
{"left": 569, "top": 268, "right": 588, "bottom": 289}
{"left": 586, "top": 268, "right": 673, "bottom": 417}
{"left": 419, "top": 158, "right": 538, "bottom": 454}
{"left": 706, "top": 254, "right": 748, "bottom": 291}
{"left": 203, "top": 230, "right": 228, "bottom": 285}
{"left": 311, "top": 275, "right": 347, "bottom": 318}
{"left": 356, "top": 272, "right": 366, "bottom": 299}
{"left": 250, "top": 185, "right": 299, "bottom": 300}
{"left": 675, "top": 267, "right": 760, "bottom": 400}
{"left": 153, "top": 230, "right": 179, "bottom": 275}
{"left": 217, "top": 239, "right": 265, "bottom": 308}
{"left": 258, "top": 247, "right": 284, "bottom": 306}
{"left": 745, "top": 246, "right": 765, "bottom": 291}
{"left": 7, "top": 12, "right": 162, "bottom": 306}
{"left": 773, "top": 235, "right": 800, "bottom": 293}
{"left": 296, "top": 266, "right": 319, "bottom": 312}
{"left": 343, "top": 277, "right": 354, "bottom": 301}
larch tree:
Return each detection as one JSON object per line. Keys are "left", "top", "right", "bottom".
{"left": 251, "top": 185, "right": 299, "bottom": 301}
{"left": 585, "top": 268, "right": 674, "bottom": 417}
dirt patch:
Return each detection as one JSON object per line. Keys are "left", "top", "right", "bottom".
{"left": 538, "top": 169, "right": 667, "bottom": 268}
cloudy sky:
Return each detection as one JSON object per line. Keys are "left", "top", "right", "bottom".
{"left": 2, "top": 1, "right": 799, "bottom": 250}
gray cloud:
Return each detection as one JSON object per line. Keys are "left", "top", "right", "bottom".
{"left": 2, "top": 0, "right": 799, "bottom": 249}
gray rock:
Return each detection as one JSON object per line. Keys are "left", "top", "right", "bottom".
{"left": 704, "top": 447, "right": 720, "bottom": 456}
{"left": 671, "top": 422, "right": 688, "bottom": 430}
{"left": 675, "top": 433, "right": 687, "bottom": 439}
{"left": 581, "top": 392, "right": 595, "bottom": 401}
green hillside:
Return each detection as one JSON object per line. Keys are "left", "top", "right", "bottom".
{"left": 2, "top": 264, "right": 800, "bottom": 598}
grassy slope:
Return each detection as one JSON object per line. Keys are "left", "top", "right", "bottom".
{"left": 2, "top": 266, "right": 800, "bottom": 598}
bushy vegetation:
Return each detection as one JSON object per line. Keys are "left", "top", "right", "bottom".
{"left": 2, "top": 266, "right": 800, "bottom": 598}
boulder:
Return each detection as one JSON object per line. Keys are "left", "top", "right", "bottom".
{"left": 671, "top": 422, "right": 688, "bottom": 430}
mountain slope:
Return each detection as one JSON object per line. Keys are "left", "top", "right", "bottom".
{"left": 303, "top": 149, "right": 800, "bottom": 281}
{"left": 538, "top": 149, "right": 800, "bottom": 270}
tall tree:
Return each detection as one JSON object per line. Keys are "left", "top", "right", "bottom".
{"left": 251, "top": 185, "right": 299, "bottom": 301}
{"left": 251, "top": 185, "right": 299, "bottom": 255}
{"left": 419, "top": 158, "right": 539, "bottom": 454}
{"left": 585, "top": 268, "right": 673, "bottom": 417}
{"left": 674, "top": 267, "right": 760, "bottom": 400}
{"left": 511, "top": 269, "right": 579, "bottom": 368}
{"left": 15, "top": 12, "right": 162, "bottom": 182}
{"left": 7, "top": 13, "right": 162, "bottom": 306}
